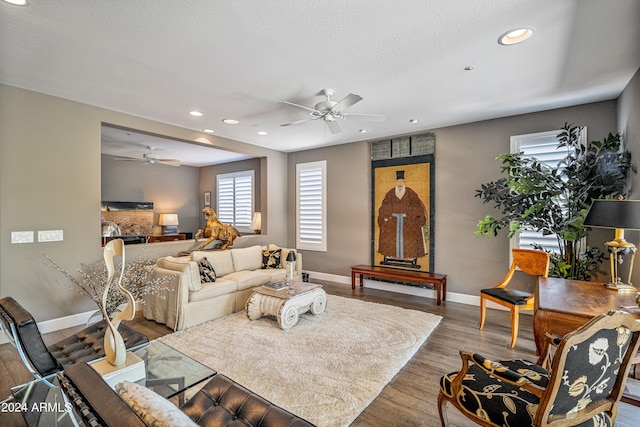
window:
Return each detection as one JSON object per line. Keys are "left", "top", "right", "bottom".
{"left": 296, "top": 161, "right": 326, "bottom": 251}
{"left": 217, "top": 170, "right": 254, "bottom": 232}
{"left": 509, "top": 129, "right": 585, "bottom": 253}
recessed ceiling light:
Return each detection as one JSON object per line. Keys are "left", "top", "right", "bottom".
{"left": 257, "top": 131, "right": 268, "bottom": 136}
{"left": 189, "top": 110, "right": 203, "bottom": 117}
{"left": 498, "top": 27, "right": 535, "bottom": 45}
{"left": 2, "top": 0, "right": 29, "bottom": 5}
{"left": 359, "top": 129, "right": 369, "bottom": 133}
{"left": 203, "top": 129, "right": 215, "bottom": 134}
{"left": 464, "top": 65, "right": 475, "bottom": 71}
{"left": 222, "top": 118, "right": 239, "bottom": 125}
{"left": 409, "top": 119, "right": 420, "bottom": 124}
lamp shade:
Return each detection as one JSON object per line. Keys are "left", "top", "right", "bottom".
{"left": 251, "top": 212, "right": 262, "bottom": 230}
{"left": 286, "top": 251, "right": 296, "bottom": 262}
{"left": 158, "top": 213, "right": 179, "bottom": 226}
{"left": 583, "top": 200, "right": 640, "bottom": 230}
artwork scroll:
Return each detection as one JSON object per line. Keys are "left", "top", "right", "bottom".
{"left": 371, "top": 133, "right": 434, "bottom": 272}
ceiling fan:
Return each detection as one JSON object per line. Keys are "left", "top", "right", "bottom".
{"left": 114, "top": 146, "right": 181, "bottom": 167}
{"left": 279, "top": 89, "right": 385, "bottom": 134}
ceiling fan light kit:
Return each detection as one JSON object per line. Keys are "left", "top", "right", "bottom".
{"left": 279, "top": 88, "right": 385, "bottom": 134}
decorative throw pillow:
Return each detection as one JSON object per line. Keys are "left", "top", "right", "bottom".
{"left": 262, "top": 248, "right": 282, "bottom": 269}
{"left": 198, "top": 257, "right": 216, "bottom": 283}
{"left": 116, "top": 381, "right": 198, "bottom": 427}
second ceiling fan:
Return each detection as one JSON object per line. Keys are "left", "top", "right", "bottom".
{"left": 279, "top": 89, "right": 385, "bottom": 134}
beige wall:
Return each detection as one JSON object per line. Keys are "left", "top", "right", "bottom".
{"left": 0, "top": 84, "right": 288, "bottom": 321}
{"left": 289, "top": 100, "right": 620, "bottom": 297}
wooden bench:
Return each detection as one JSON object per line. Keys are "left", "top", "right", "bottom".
{"left": 351, "top": 265, "right": 447, "bottom": 305}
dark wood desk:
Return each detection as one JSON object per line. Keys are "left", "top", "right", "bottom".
{"left": 534, "top": 277, "right": 639, "bottom": 355}
{"left": 534, "top": 277, "right": 640, "bottom": 405}
{"left": 351, "top": 265, "right": 447, "bottom": 305}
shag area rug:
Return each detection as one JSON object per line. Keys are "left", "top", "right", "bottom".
{"left": 159, "top": 294, "right": 442, "bottom": 427}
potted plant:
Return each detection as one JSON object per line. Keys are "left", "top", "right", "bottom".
{"left": 475, "top": 123, "right": 635, "bottom": 280}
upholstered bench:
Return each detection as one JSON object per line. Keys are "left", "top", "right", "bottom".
{"left": 59, "top": 361, "right": 315, "bottom": 427}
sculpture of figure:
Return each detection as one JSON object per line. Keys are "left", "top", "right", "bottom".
{"left": 377, "top": 170, "right": 427, "bottom": 267}
{"left": 194, "top": 207, "right": 240, "bottom": 250}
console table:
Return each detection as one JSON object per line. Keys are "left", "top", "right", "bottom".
{"left": 351, "top": 264, "right": 447, "bottom": 305}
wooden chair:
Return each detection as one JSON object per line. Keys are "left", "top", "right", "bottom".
{"left": 439, "top": 310, "right": 640, "bottom": 427}
{"left": 479, "top": 248, "right": 550, "bottom": 348}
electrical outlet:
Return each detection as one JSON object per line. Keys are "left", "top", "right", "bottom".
{"left": 11, "top": 231, "right": 34, "bottom": 244}
{"left": 38, "top": 230, "right": 64, "bottom": 242}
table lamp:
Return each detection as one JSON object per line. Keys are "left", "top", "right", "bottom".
{"left": 251, "top": 212, "right": 262, "bottom": 234}
{"left": 286, "top": 251, "right": 296, "bottom": 293}
{"left": 158, "top": 213, "right": 179, "bottom": 235}
{"left": 583, "top": 199, "right": 640, "bottom": 291}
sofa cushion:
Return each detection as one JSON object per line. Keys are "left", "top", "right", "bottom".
{"left": 192, "top": 250, "right": 234, "bottom": 276}
{"left": 231, "top": 245, "right": 263, "bottom": 271}
{"left": 268, "top": 244, "right": 298, "bottom": 272}
{"left": 189, "top": 279, "right": 238, "bottom": 303}
{"left": 159, "top": 256, "right": 202, "bottom": 292}
{"left": 116, "top": 380, "right": 198, "bottom": 427}
{"left": 197, "top": 257, "right": 216, "bottom": 283}
{"left": 262, "top": 248, "right": 282, "bottom": 269}
{"left": 224, "top": 270, "right": 272, "bottom": 291}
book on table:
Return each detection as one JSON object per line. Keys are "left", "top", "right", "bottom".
{"left": 264, "top": 282, "right": 287, "bottom": 291}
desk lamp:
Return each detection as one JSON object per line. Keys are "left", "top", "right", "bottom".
{"left": 583, "top": 199, "right": 640, "bottom": 291}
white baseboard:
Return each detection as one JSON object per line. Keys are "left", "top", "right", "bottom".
{"left": 25, "top": 271, "right": 526, "bottom": 337}
{"left": 36, "top": 309, "right": 100, "bottom": 334}
{"left": 306, "top": 270, "right": 525, "bottom": 313}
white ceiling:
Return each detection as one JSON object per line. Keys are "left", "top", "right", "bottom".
{"left": 2, "top": 0, "right": 639, "bottom": 164}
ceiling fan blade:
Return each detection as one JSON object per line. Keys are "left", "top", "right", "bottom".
{"left": 281, "top": 117, "right": 314, "bottom": 127}
{"left": 342, "top": 113, "right": 386, "bottom": 122}
{"left": 159, "top": 160, "right": 181, "bottom": 167}
{"left": 325, "top": 119, "right": 341, "bottom": 134}
{"left": 113, "top": 156, "right": 145, "bottom": 161}
{"left": 278, "top": 100, "right": 319, "bottom": 115}
{"left": 331, "top": 93, "right": 363, "bottom": 113}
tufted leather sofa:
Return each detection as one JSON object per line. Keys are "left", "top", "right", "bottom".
{"left": 0, "top": 296, "right": 148, "bottom": 377}
{"left": 59, "top": 361, "right": 315, "bottom": 427}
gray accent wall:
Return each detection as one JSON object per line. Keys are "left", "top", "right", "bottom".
{"left": 288, "top": 100, "right": 622, "bottom": 297}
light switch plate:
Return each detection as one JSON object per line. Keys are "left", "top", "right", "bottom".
{"left": 11, "top": 231, "right": 34, "bottom": 244}
{"left": 38, "top": 230, "right": 64, "bottom": 242}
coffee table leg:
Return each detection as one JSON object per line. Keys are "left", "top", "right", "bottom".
{"left": 246, "top": 293, "right": 263, "bottom": 320}
{"left": 310, "top": 292, "right": 327, "bottom": 315}
{"left": 279, "top": 304, "right": 300, "bottom": 330}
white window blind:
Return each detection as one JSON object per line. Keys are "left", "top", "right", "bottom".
{"left": 216, "top": 170, "right": 254, "bottom": 232}
{"left": 296, "top": 161, "right": 326, "bottom": 251}
{"left": 509, "top": 129, "right": 585, "bottom": 253}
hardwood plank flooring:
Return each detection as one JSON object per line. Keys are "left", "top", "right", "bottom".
{"left": 1, "top": 280, "right": 639, "bottom": 426}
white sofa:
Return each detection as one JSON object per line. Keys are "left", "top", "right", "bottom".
{"left": 143, "top": 244, "right": 302, "bottom": 331}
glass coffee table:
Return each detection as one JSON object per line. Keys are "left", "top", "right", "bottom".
{"left": 8, "top": 341, "right": 216, "bottom": 427}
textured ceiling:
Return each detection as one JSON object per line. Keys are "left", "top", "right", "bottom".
{"left": 1, "top": 0, "right": 639, "bottom": 163}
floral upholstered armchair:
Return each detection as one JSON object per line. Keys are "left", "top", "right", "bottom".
{"left": 438, "top": 310, "right": 640, "bottom": 427}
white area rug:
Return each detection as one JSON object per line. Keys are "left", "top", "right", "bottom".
{"left": 159, "top": 294, "right": 441, "bottom": 427}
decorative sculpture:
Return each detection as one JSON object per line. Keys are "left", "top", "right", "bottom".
{"left": 102, "top": 238, "right": 135, "bottom": 367}
{"left": 194, "top": 207, "right": 240, "bottom": 250}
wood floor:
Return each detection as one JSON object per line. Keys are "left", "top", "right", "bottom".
{"left": 2, "top": 280, "right": 640, "bottom": 426}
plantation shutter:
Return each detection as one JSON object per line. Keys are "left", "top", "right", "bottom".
{"left": 509, "top": 130, "right": 577, "bottom": 253}
{"left": 296, "top": 161, "right": 326, "bottom": 251}
{"left": 216, "top": 171, "right": 254, "bottom": 231}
